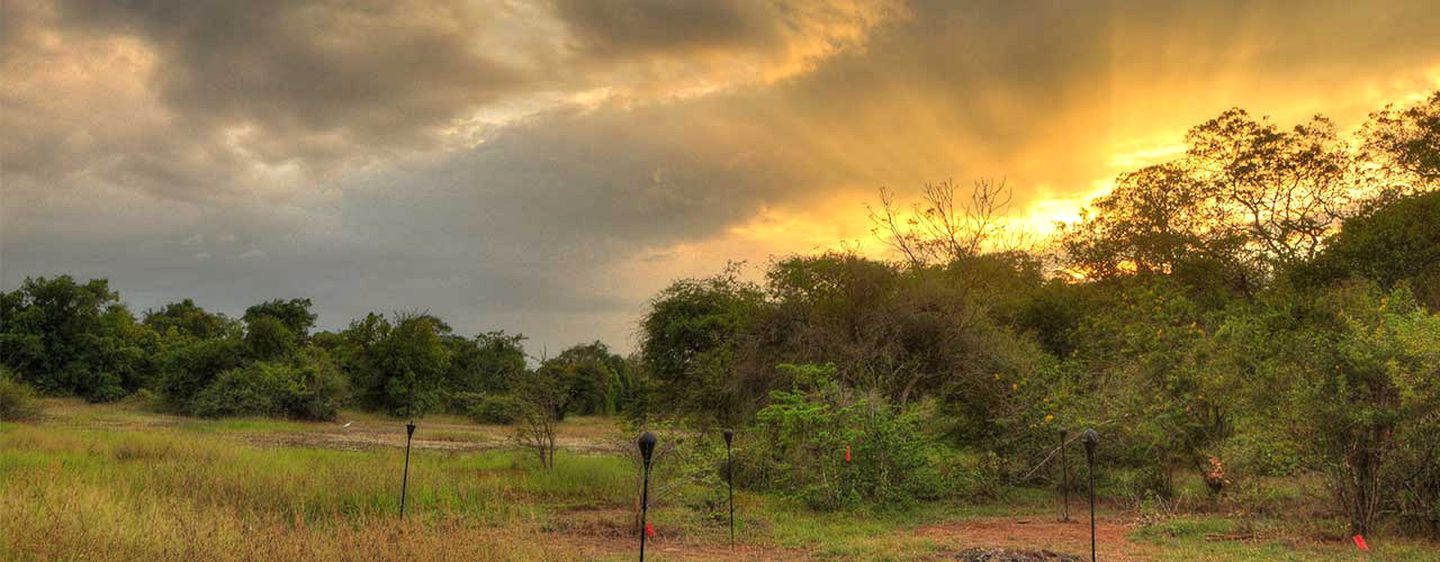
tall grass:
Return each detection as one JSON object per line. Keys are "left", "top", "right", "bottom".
{"left": 0, "top": 424, "right": 632, "bottom": 561}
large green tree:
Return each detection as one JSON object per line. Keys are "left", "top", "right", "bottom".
{"left": 0, "top": 276, "right": 152, "bottom": 401}
{"left": 144, "top": 299, "right": 240, "bottom": 340}
{"left": 639, "top": 265, "right": 765, "bottom": 425}
{"left": 340, "top": 312, "right": 451, "bottom": 417}
{"left": 443, "top": 330, "right": 528, "bottom": 398}
{"left": 1302, "top": 191, "right": 1440, "bottom": 308}
{"left": 537, "top": 341, "right": 633, "bottom": 417}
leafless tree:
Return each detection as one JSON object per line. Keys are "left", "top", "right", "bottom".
{"left": 512, "top": 370, "right": 560, "bottom": 469}
{"left": 868, "top": 178, "right": 1016, "bottom": 269}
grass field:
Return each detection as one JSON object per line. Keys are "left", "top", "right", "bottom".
{"left": 3, "top": 400, "right": 1436, "bottom": 561}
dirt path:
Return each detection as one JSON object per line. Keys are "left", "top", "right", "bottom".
{"left": 236, "top": 418, "right": 625, "bottom": 454}
{"left": 42, "top": 401, "right": 624, "bottom": 454}
{"left": 239, "top": 426, "right": 621, "bottom": 454}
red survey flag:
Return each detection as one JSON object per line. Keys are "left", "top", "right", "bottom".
{"left": 645, "top": 522, "right": 656, "bottom": 538}
{"left": 844, "top": 445, "right": 852, "bottom": 463}
{"left": 1352, "top": 534, "right": 1369, "bottom": 551}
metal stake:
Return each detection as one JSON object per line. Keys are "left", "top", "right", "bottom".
{"left": 638, "top": 432, "right": 657, "bottom": 562}
{"left": 724, "top": 429, "right": 735, "bottom": 547}
{"left": 401, "top": 420, "right": 416, "bottom": 518}
{"left": 1082, "top": 429, "right": 1099, "bottom": 562}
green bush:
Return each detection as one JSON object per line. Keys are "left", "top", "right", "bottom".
{"left": 283, "top": 349, "right": 348, "bottom": 421}
{"left": 930, "top": 449, "right": 1004, "bottom": 501}
{"left": 468, "top": 394, "right": 522, "bottom": 424}
{"left": 188, "top": 350, "right": 347, "bottom": 420}
{"left": 190, "top": 363, "right": 286, "bottom": 417}
{"left": 158, "top": 336, "right": 245, "bottom": 410}
{"left": 619, "top": 419, "right": 730, "bottom": 520}
{"left": 0, "top": 369, "right": 44, "bottom": 421}
{"left": 743, "top": 363, "right": 946, "bottom": 510}
{"left": 1216, "top": 431, "right": 1304, "bottom": 478}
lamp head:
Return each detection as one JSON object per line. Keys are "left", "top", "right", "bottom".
{"left": 638, "top": 432, "right": 657, "bottom": 464}
{"left": 1081, "top": 428, "right": 1098, "bottom": 453}
{"left": 406, "top": 421, "right": 416, "bottom": 437}
{"left": 723, "top": 429, "right": 734, "bottom": 447}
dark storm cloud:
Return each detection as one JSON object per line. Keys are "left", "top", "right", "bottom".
{"left": 4, "top": 0, "right": 1439, "bottom": 352}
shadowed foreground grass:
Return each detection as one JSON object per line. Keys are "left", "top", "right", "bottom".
{"left": 3, "top": 403, "right": 1438, "bottom": 561}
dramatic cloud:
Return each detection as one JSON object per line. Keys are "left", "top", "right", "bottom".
{"left": 3, "top": 0, "right": 1438, "bottom": 352}
{"left": 552, "top": 0, "right": 906, "bottom": 94}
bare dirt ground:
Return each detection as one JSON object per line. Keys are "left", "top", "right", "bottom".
{"left": 919, "top": 516, "right": 1157, "bottom": 562}
{"left": 550, "top": 535, "right": 812, "bottom": 561}
{"left": 538, "top": 514, "right": 1150, "bottom": 561}
{"left": 539, "top": 506, "right": 813, "bottom": 560}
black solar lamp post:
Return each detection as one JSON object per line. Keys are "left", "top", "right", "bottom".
{"left": 400, "top": 420, "right": 416, "bottom": 518}
{"left": 638, "top": 431, "right": 658, "bottom": 562}
{"left": 1082, "top": 428, "right": 1099, "bottom": 562}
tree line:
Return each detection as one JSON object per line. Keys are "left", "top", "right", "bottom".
{"left": 0, "top": 286, "right": 638, "bottom": 424}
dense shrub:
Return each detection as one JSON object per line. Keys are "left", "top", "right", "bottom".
{"left": 744, "top": 364, "right": 945, "bottom": 510}
{"left": 158, "top": 337, "right": 245, "bottom": 410}
{"left": 929, "top": 448, "right": 1005, "bottom": 501}
{"left": 1215, "top": 431, "right": 1305, "bottom": 478}
{"left": 189, "top": 350, "right": 347, "bottom": 420}
{"left": 282, "top": 350, "right": 350, "bottom": 421}
{"left": 612, "top": 419, "right": 730, "bottom": 524}
{"left": 467, "top": 394, "right": 522, "bottom": 425}
{"left": 0, "top": 369, "right": 44, "bottom": 421}
{"left": 1214, "top": 283, "right": 1440, "bottom": 535}
{"left": 190, "top": 363, "right": 289, "bottom": 418}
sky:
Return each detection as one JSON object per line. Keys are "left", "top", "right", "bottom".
{"left": 3, "top": 0, "right": 1439, "bottom": 355}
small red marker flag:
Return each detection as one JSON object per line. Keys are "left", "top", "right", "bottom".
{"left": 645, "top": 522, "right": 656, "bottom": 538}
{"left": 1352, "top": 534, "right": 1369, "bottom": 551}
{"left": 844, "top": 445, "right": 852, "bottom": 463}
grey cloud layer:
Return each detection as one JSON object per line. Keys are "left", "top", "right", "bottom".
{"left": 4, "top": 0, "right": 1438, "bottom": 352}
{"left": 554, "top": 0, "right": 786, "bottom": 57}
